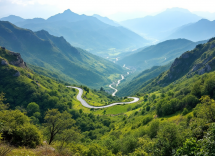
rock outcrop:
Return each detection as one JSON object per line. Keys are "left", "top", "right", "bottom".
{"left": 13, "top": 71, "right": 20, "bottom": 77}
{"left": 1, "top": 59, "right": 8, "bottom": 66}
{"left": 8, "top": 52, "right": 27, "bottom": 68}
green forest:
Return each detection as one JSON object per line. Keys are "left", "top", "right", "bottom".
{"left": 1, "top": 37, "right": 215, "bottom": 156}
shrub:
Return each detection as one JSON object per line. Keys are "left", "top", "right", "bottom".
{"left": 182, "top": 108, "right": 189, "bottom": 116}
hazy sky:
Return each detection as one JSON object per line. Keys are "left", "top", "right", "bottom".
{"left": 0, "top": 0, "right": 215, "bottom": 20}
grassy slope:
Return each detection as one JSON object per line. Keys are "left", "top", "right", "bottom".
{"left": 0, "top": 21, "right": 123, "bottom": 88}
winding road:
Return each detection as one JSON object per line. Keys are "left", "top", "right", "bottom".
{"left": 66, "top": 86, "right": 139, "bottom": 109}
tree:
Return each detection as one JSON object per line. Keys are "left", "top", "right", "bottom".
{"left": 43, "top": 109, "right": 75, "bottom": 145}
{"left": 57, "top": 129, "right": 81, "bottom": 151}
{"left": 148, "top": 120, "right": 159, "bottom": 139}
{"left": 27, "top": 102, "right": 40, "bottom": 116}
{"left": 100, "top": 87, "right": 104, "bottom": 91}
{"left": 151, "top": 94, "right": 156, "bottom": 101}
{"left": 0, "top": 110, "right": 42, "bottom": 147}
{"left": 198, "top": 96, "right": 215, "bottom": 122}
{"left": 0, "top": 92, "right": 9, "bottom": 110}
{"left": 146, "top": 106, "right": 150, "bottom": 111}
{"left": 175, "top": 138, "right": 200, "bottom": 156}
{"left": 154, "top": 122, "right": 181, "bottom": 156}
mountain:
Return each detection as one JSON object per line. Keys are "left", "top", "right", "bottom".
{"left": 117, "top": 63, "right": 171, "bottom": 96}
{"left": 93, "top": 14, "right": 120, "bottom": 27}
{"left": 117, "top": 39, "right": 206, "bottom": 71}
{"left": 167, "top": 19, "right": 215, "bottom": 41}
{"left": 120, "top": 8, "right": 201, "bottom": 40}
{"left": 132, "top": 37, "right": 215, "bottom": 94}
{"left": 0, "top": 15, "right": 25, "bottom": 23}
{"left": 0, "top": 21, "right": 123, "bottom": 88}
{"left": 1, "top": 10, "right": 148, "bottom": 54}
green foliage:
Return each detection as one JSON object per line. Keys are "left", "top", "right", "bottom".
{"left": 13, "top": 124, "right": 42, "bottom": 148}
{"left": 0, "top": 22, "right": 124, "bottom": 88}
{"left": 154, "top": 122, "right": 182, "bottom": 156}
{"left": 148, "top": 119, "right": 159, "bottom": 139}
{"left": 0, "top": 110, "right": 42, "bottom": 147}
{"left": 43, "top": 109, "right": 75, "bottom": 145}
{"left": 146, "top": 106, "right": 150, "bottom": 111}
{"left": 197, "top": 96, "right": 215, "bottom": 122}
{"left": 182, "top": 108, "right": 189, "bottom": 116}
{"left": 27, "top": 102, "right": 40, "bottom": 116}
{"left": 142, "top": 116, "right": 153, "bottom": 125}
{"left": 175, "top": 138, "right": 200, "bottom": 156}
{"left": 0, "top": 92, "right": 9, "bottom": 111}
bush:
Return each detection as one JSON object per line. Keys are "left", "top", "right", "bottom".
{"left": 182, "top": 108, "right": 189, "bottom": 116}
{"left": 0, "top": 110, "right": 42, "bottom": 147}
{"left": 142, "top": 116, "right": 153, "bottom": 125}
{"left": 13, "top": 124, "right": 42, "bottom": 148}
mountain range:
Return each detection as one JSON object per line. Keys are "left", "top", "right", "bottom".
{"left": 167, "top": 19, "right": 215, "bottom": 41}
{"left": 117, "top": 38, "right": 207, "bottom": 71}
{"left": 0, "top": 21, "right": 124, "bottom": 88}
{"left": 120, "top": 8, "right": 201, "bottom": 40}
{"left": 0, "top": 10, "right": 148, "bottom": 55}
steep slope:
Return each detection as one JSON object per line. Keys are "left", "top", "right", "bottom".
{"left": 0, "top": 47, "right": 77, "bottom": 111}
{"left": 1, "top": 10, "right": 148, "bottom": 54}
{"left": 120, "top": 8, "right": 201, "bottom": 40}
{"left": 0, "top": 21, "right": 123, "bottom": 88}
{"left": 118, "top": 39, "right": 206, "bottom": 71}
{"left": 134, "top": 37, "right": 215, "bottom": 94}
{"left": 117, "top": 63, "right": 171, "bottom": 96}
{"left": 167, "top": 19, "right": 215, "bottom": 41}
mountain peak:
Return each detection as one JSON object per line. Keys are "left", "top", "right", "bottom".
{"left": 198, "top": 18, "right": 210, "bottom": 22}
{"left": 63, "top": 9, "right": 73, "bottom": 14}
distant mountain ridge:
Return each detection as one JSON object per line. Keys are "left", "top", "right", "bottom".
{"left": 0, "top": 21, "right": 123, "bottom": 88}
{"left": 0, "top": 10, "right": 148, "bottom": 54}
{"left": 120, "top": 8, "right": 201, "bottom": 40}
{"left": 117, "top": 39, "right": 207, "bottom": 71}
{"left": 167, "top": 19, "right": 215, "bottom": 41}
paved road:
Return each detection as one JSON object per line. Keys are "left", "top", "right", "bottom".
{"left": 66, "top": 86, "right": 139, "bottom": 109}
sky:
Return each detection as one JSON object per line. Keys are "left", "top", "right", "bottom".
{"left": 0, "top": 0, "right": 215, "bottom": 20}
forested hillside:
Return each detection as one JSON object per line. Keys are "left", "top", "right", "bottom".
{"left": 1, "top": 38, "right": 215, "bottom": 155}
{"left": 0, "top": 21, "right": 124, "bottom": 88}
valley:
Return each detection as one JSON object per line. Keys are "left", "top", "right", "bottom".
{"left": 1, "top": 4, "right": 215, "bottom": 156}
{"left": 67, "top": 86, "right": 139, "bottom": 108}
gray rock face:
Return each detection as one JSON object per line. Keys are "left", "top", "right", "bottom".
{"left": 206, "top": 64, "right": 212, "bottom": 72}
{"left": 13, "top": 71, "right": 20, "bottom": 77}
{"left": 191, "top": 63, "right": 202, "bottom": 72}
{"left": 1, "top": 60, "right": 8, "bottom": 66}
{"left": 8, "top": 52, "right": 27, "bottom": 68}
{"left": 198, "top": 68, "right": 205, "bottom": 75}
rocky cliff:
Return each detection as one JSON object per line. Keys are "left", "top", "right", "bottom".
{"left": 0, "top": 47, "right": 27, "bottom": 68}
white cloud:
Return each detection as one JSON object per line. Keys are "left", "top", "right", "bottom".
{"left": 1, "top": 0, "right": 215, "bottom": 18}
